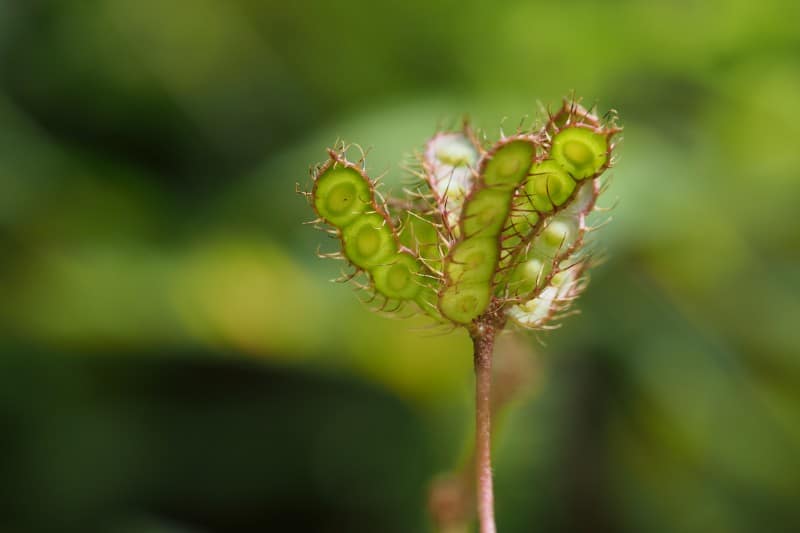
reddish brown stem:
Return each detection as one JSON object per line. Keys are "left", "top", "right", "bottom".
{"left": 472, "top": 326, "right": 497, "bottom": 533}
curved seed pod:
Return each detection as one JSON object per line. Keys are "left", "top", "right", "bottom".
{"left": 502, "top": 98, "right": 620, "bottom": 329}
{"left": 505, "top": 219, "right": 590, "bottom": 328}
{"left": 308, "top": 149, "right": 442, "bottom": 318}
{"left": 438, "top": 136, "right": 539, "bottom": 324}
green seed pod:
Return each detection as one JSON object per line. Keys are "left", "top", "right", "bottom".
{"left": 526, "top": 160, "right": 576, "bottom": 213}
{"left": 372, "top": 252, "right": 423, "bottom": 300}
{"left": 438, "top": 282, "right": 492, "bottom": 324}
{"left": 342, "top": 213, "right": 397, "bottom": 269}
{"left": 438, "top": 136, "right": 539, "bottom": 323}
{"left": 463, "top": 188, "right": 511, "bottom": 238}
{"left": 447, "top": 236, "right": 500, "bottom": 285}
{"left": 313, "top": 164, "right": 372, "bottom": 227}
{"left": 482, "top": 140, "right": 537, "bottom": 191}
{"left": 550, "top": 127, "right": 608, "bottom": 180}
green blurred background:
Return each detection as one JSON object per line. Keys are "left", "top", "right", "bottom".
{"left": 1, "top": 0, "right": 799, "bottom": 531}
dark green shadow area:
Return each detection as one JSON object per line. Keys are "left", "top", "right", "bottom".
{"left": 0, "top": 348, "right": 432, "bottom": 533}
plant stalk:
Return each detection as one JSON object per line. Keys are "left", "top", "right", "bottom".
{"left": 472, "top": 325, "right": 497, "bottom": 533}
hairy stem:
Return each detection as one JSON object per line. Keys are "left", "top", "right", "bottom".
{"left": 472, "top": 325, "right": 497, "bottom": 533}
{"left": 429, "top": 335, "right": 537, "bottom": 533}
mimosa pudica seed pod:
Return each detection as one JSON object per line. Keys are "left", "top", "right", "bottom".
{"left": 303, "top": 97, "right": 620, "bottom": 331}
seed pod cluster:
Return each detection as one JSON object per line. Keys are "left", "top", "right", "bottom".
{"left": 303, "top": 99, "right": 620, "bottom": 330}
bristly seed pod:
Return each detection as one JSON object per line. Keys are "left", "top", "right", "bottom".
{"left": 301, "top": 98, "right": 621, "bottom": 331}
